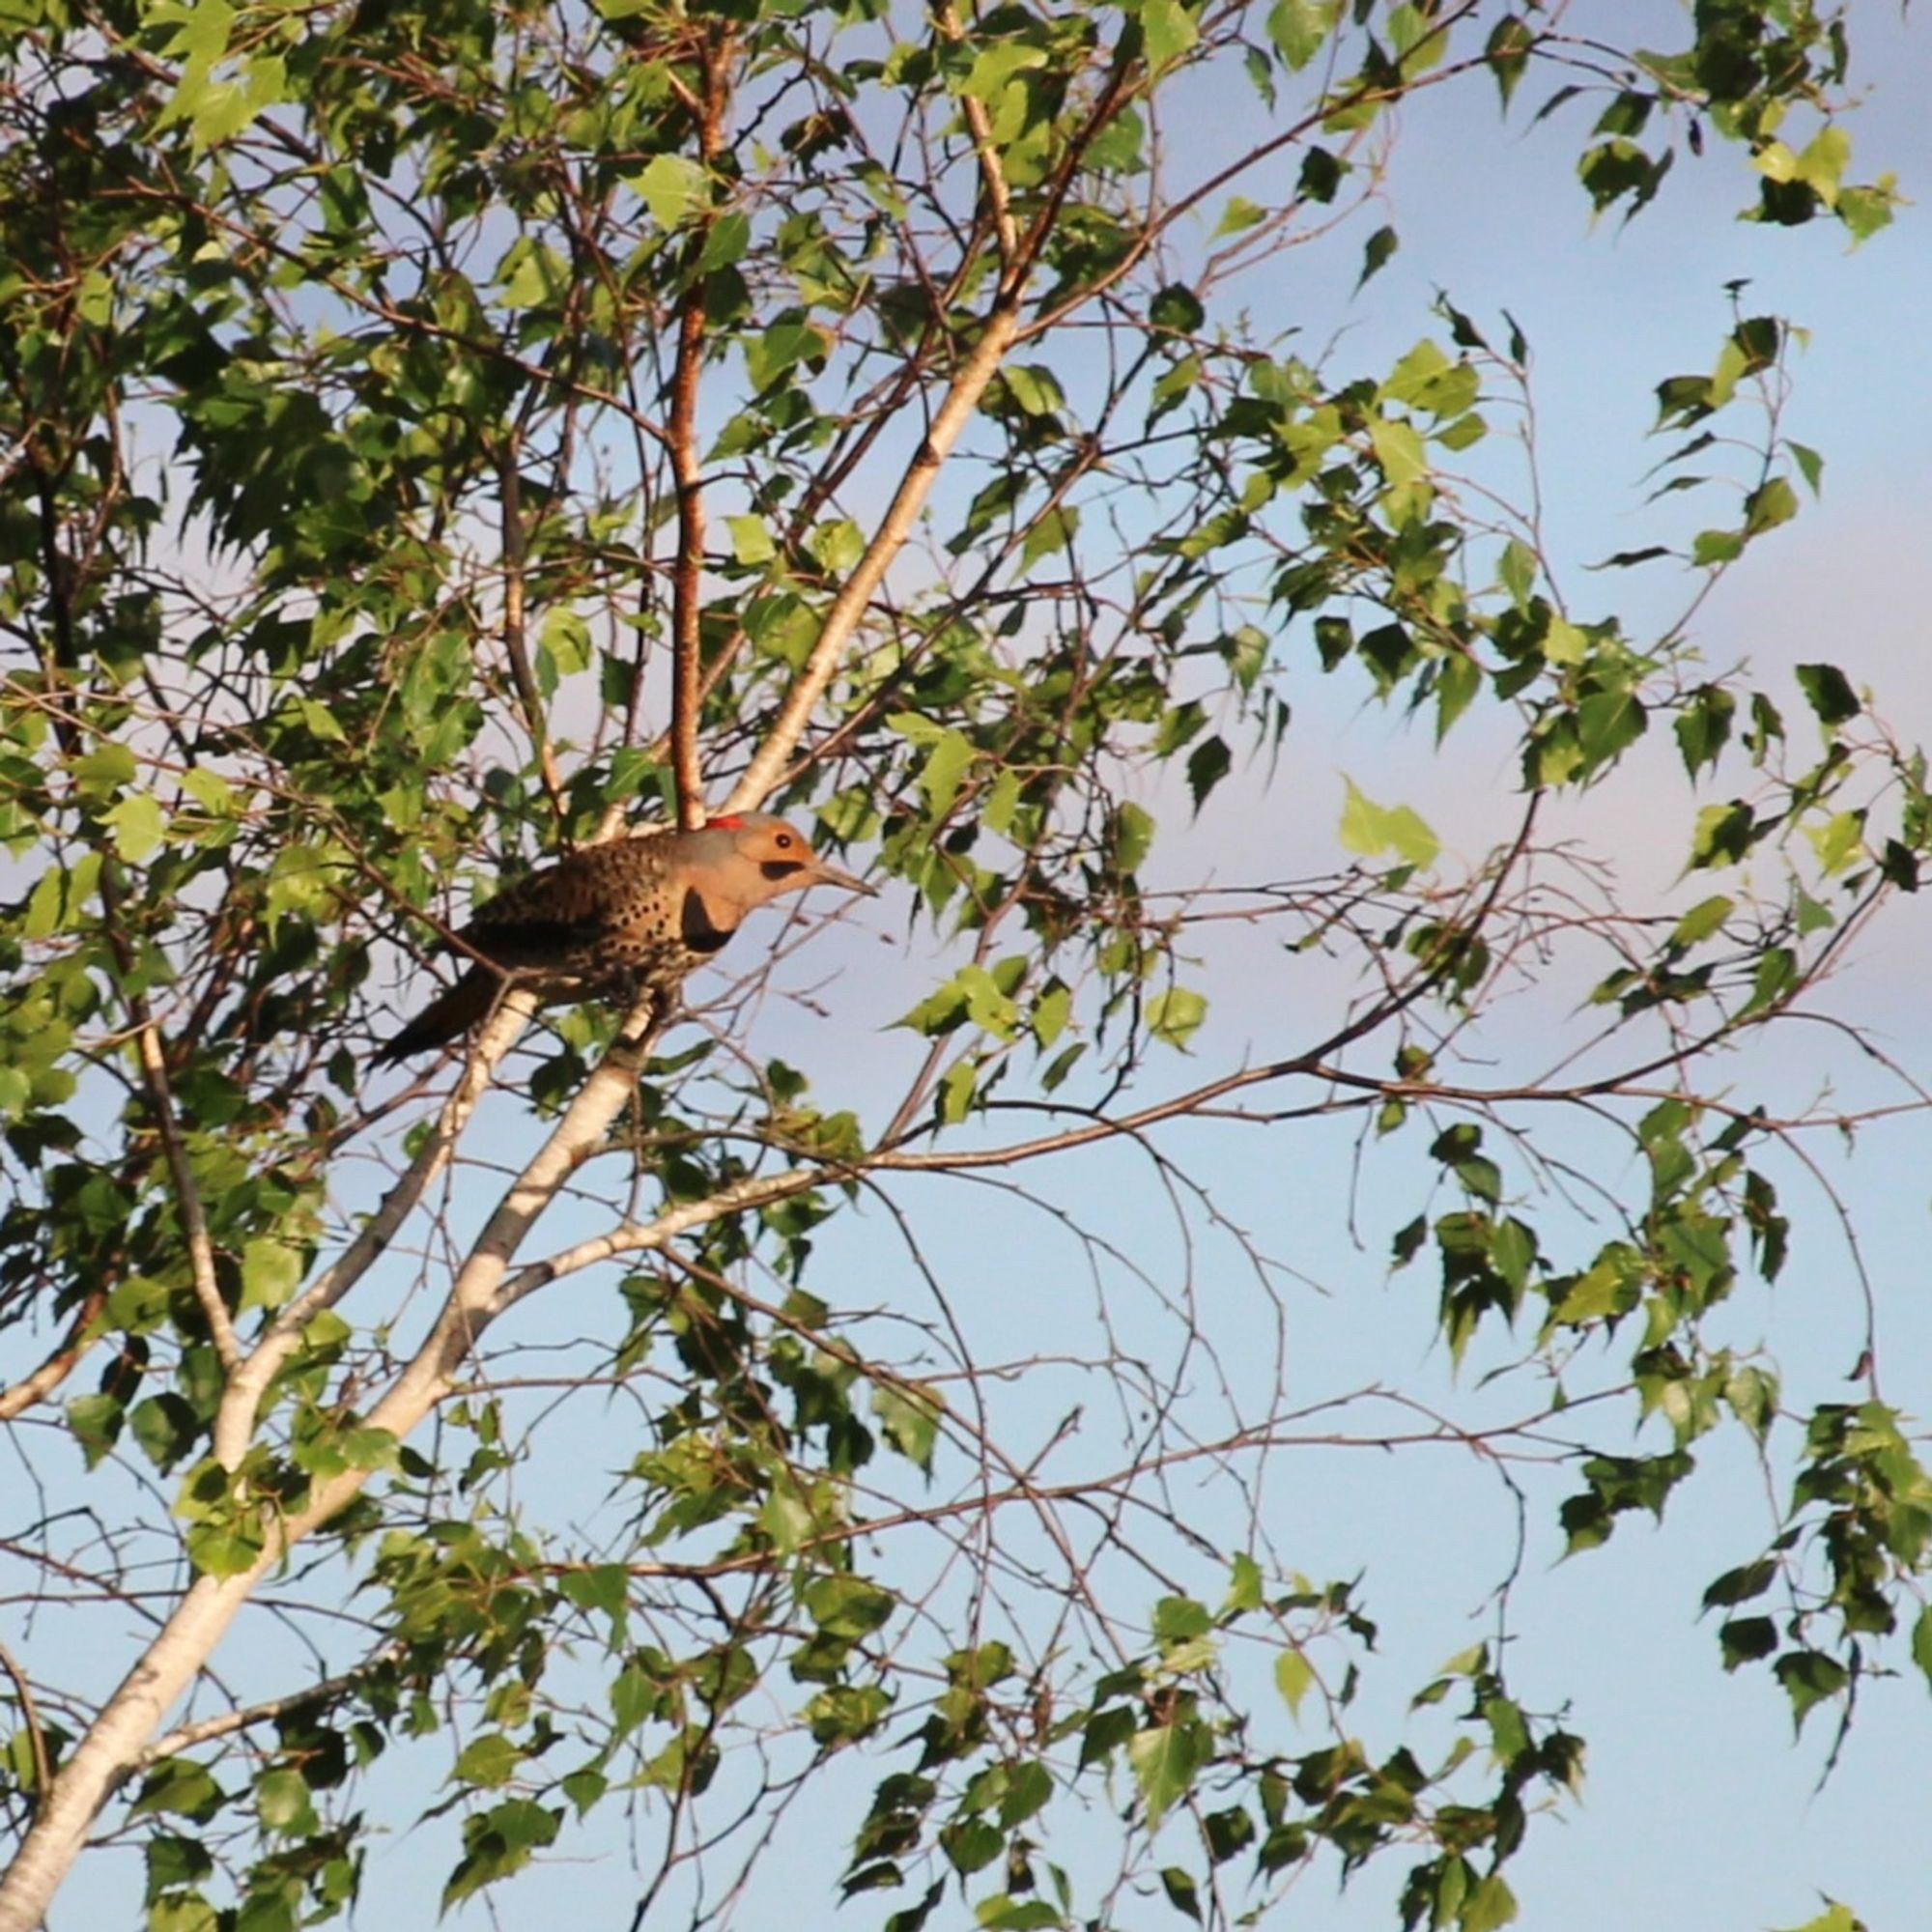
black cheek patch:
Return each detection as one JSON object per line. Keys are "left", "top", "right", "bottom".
{"left": 680, "top": 887, "right": 733, "bottom": 953}
{"left": 760, "top": 860, "right": 805, "bottom": 882}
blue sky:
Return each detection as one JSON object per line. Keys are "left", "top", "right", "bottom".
{"left": 21, "top": 6, "right": 1932, "bottom": 1928}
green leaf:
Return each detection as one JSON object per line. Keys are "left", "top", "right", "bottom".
{"left": 696, "top": 209, "right": 751, "bottom": 272}
{"left": 561, "top": 1562, "right": 630, "bottom": 1629}
{"left": 1771, "top": 1905, "right": 1864, "bottom": 1932}
{"left": 128, "top": 1395, "right": 199, "bottom": 1471}
{"left": 157, "top": 0, "right": 234, "bottom": 62}
{"left": 1017, "top": 504, "right": 1078, "bottom": 570}
{"left": 873, "top": 1382, "right": 942, "bottom": 1472}
{"left": 1338, "top": 779, "right": 1440, "bottom": 867}
{"left": 1497, "top": 537, "right": 1537, "bottom": 608}
{"left": 1575, "top": 688, "right": 1646, "bottom": 769}
{"left": 1743, "top": 476, "right": 1799, "bottom": 536}
{"left": 1669, "top": 895, "right": 1732, "bottom": 949}
{"left": 240, "top": 1238, "right": 302, "bottom": 1312}
{"left": 1185, "top": 735, "right": 1232, "bottom": 812}
{"left": 1719, "top": 1615, "right": 1777, "bottom": 1671}
{"left": 1215, "top": 195, "right": 1267, "bottom": 238}
{"left": 298, "top": 696, "right": 347, "bottom": 742}
{"left": 254, "top": 1767, "right": 318, "bottom": 1838}
{"left": 1004, "top": 365, "right": 1065, "bottom": 416}
{"left": 1150, "top": 284, "right": 1205, "bottom": 333}
{"left": 1355, "top": 223, "right": 1399, "bottom": 291}
{"left": 1773, "top": 1648, "right": 1849, "bottom": 1733}
{"left": 1367, "top": 417, "right": 1428, "bottom": 491}
{"left": 918, "top": 730, "right": 976, "bottom": 821}
{"left": 561, "top": 1769, "right": 608, "bottom": 1817}
{"left": 1913, "top": 1604, "right": 1932, "bottom": 1692}
{"left": 452, "top": 1733, "right": 524, "bottom": 1789}
{"left": 23, "top": 857, "right": 95, "bottom": 940}
{"left": 130, "top": 1758, "right": 225, "bottom": 1823}
{"left": 1298, "top": 145, "right": 1344, "bottom": 202}
{"left": 1463, "top": 1872, "right": 1519, "bottom": 1932}
{"left": 1804, "top": 810, "right": 1863, "bottom": 876}
{"left": 73, "top": 743, "right": 136, "bottom": 794}
{"left": 808, "top": 519, "right": 866, "bottom": 575}
{"left": 342, "top": 1427, "right": 399, "bottom": 1471}
{"left": 65, "top": 1392, "right": 123, "bottom": 1468}
{"left": 943, "top": 1817, "right": 1003, "bottom": 1875}
{"left": 151, "top": 1892, "right": 218, "bottom": 1932}
{"left": 1837, "top": 182, "right": 1896, "bottom": 243}
{"left": 974, "top": 1897, "right": 1062, "bottom": 1930}
{"left": 441, "top": 1799, "right": 561, "bottom": 1911}
{"left": 1031, "top": 982, "right": 1071, "bottom": 1048}
{"left": 1486, "top": 14, "right": 1535, "bottom": 108}
{"left": 635, "top": 154, "right": 711, "bottom": 227}
{"left": 1147, "top": 986, "right": 1208, "bottom": 1049}
{"left": 1725, "top": 1364, "right": 1779, "bottom": 1438}
{"left": 960, "top": 41, "right": 1047, "bottom": 105}
{"left": 727, "top": 516, "right": 777, "bottom": 566}
{"left": 1113, "top": 801, "right": 1156, "bottom": 874}
{"left": 1267, "top": 0, "right": 1336, "bottom": 71}
{"left": 1794, "top": 662, "right": 1860, "bottom": 728}
{"left": 1140, "top": 0, "right": 1199, "bottom": 70}
{"left": 1127, "top": 1716, "right": 1208, "bottom": 1829}
{"left": 1701, "top": 1558, "right": 1775, "bottom": 1609}
{"left": 1673, "top": 684, "right": 1735, "bottom": 777}
{"left": 1542, "top": 615, "right": 1587, "bottom": 666}
{"left": 1273, "top": 1649, "right": 1314, "bottom": 1721}
{"left": 1688, "top": 801, "right": 1754, "bottom": 870}
{"left": 745, "top": 320, "right": 826, "bottom": 390}
{"left": 999, "top": 1758, "right": 1053, "bottom": 1829}
{"left": 1224, "top": 1552, "right": 1263, "bottom": 1612}
{"left": 1158, "top": 1865, "right": 1202, "bottom": 1921}
{"left": 1153, "top": 1596, "right": 1211, "bottom": 1644}
{"left": 103, "top": 791, "right": 167, "bottom": 863}
{"left": 185, "top": 1520, "right": 266, "bottom": 1578}
{"left": 1080, "top": 1703, "right": 1137, "bottom": 1770}
{"left": 1203, "top": 1804, "right": 1256, "bottom": 1863}
{"left": 1788, "top": 441, "right": 1826, "bottom": 496}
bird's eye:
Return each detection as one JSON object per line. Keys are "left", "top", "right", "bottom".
{"left": 776, "top": 833, "right": 794, "bottom": 849}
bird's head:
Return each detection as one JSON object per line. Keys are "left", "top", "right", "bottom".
{"left": 682, "top": 811, "right": 875, "bottom": 924}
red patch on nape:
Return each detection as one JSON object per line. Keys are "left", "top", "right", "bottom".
{"left": 707, "top": 813, "right": 746, "bottom": 830}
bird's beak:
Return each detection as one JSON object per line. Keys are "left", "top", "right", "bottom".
{"left": 808, "top": 855, "right": 878, "bottom": 897}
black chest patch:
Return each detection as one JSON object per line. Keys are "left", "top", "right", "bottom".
{"left": 679, "top": 887, "right": 734, "bottom": 954}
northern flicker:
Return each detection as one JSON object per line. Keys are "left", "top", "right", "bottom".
{"left": 375, "top": 812, "right": 873, "bottom": 1065}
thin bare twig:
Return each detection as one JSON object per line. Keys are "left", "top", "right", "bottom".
{"left": 497, "top": 447, "right": 570, "bottom": 829}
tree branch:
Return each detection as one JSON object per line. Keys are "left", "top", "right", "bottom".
{"left": 667, "top": 29, "right": 736, "bottom": 830}
{"left": 0, "top": 1287, "right": 105, "bottom": 1424}
{"left": 0, "top": 1639, "right": 49, "bottom": 1823}
{"left": 143, "top": 1651, "right": 399, "bottom": 1766}
{"left": 212, "top": 990, "right": 536, "bottom": 1467}
{"left": 724, "top": 293, "right": 1024, "bottom": 813}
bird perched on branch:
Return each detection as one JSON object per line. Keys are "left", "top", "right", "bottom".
{"left": 375, "top": 812, "right": 873, "bottom": 1065}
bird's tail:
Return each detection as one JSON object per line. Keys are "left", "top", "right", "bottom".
{"left": 373, "top": 966, "right": 499, "bottom": 1066}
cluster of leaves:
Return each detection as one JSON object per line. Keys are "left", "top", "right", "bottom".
{"left": 843, "top": 1580, "right": 1580, "bottom": 1932}
{"left": 1, "top": 0, "right": 1928, "bottom": 1928}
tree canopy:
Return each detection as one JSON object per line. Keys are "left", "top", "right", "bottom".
{"left": 0, "top": 1, "right": 1926, "bottom": 1928}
